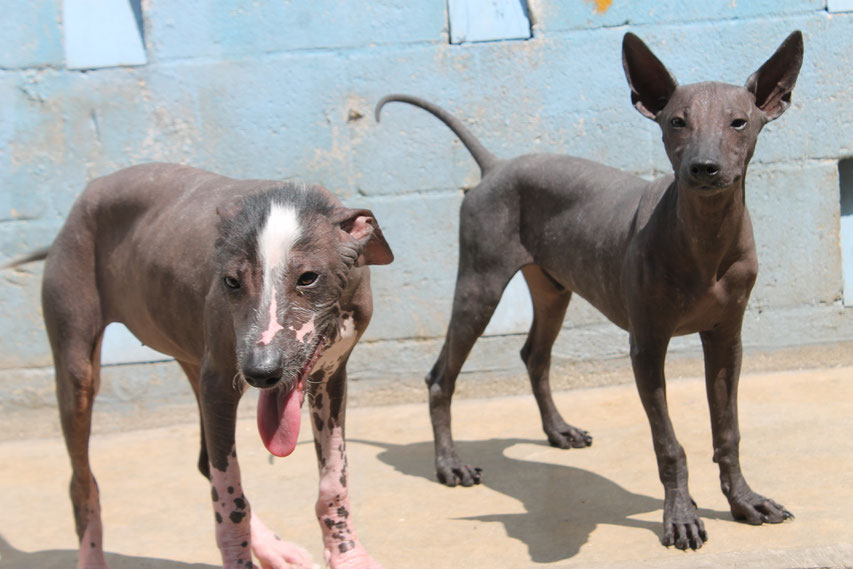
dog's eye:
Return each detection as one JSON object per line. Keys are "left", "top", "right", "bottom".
{"left": 670, "top": 117, "right": 686, "bottom": 128}
{"left": 223, "top": 276, "right": 241, "bottom": 290}
{"left": 297, "top": 272, "right": 319, "bottom": 287}
{"left": 731, "top": 118, "right": 748, "bottom": 130}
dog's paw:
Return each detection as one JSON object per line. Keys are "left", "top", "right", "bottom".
{"left": 730, "top": 490, "right": 793, "bottom": 525}
{"left": 324, "top": 542, "right": 383, "bottom": 569}
{"left": 662, "top": 494, "right": 707, "bottom": 550}
{"left": 546, "top": 423, "right": 593, "bottom": 449}
{"left": 252, "top": 537, "right": 316, "bottom": 569}
{"left": 435, "top": 455, "right": 482, "bottom": 487}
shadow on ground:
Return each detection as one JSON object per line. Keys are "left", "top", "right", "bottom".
{"left": 353, "top": 437, "right": 730, "bottom": 564}
{"left": 0, "top": 535, "right": 217, "bottom": 569}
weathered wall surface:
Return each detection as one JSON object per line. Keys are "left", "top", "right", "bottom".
{"left": 1, "top": 1, "right": 851, "bottom": 410}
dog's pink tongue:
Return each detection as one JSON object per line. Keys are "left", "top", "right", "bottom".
{"left": 257, "top": 387, "right": 301, "bottom": 457}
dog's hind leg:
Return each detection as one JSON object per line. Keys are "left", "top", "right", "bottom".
{"left": 520, "top": 265, "right": 593, "bottom": 450}
{"left": 43, "top": 261, "right": 109, "bottom": 569}
{"left": 177, "top": 360, "right": 211, "bottom": 480}
{"left": 427, "top": 256, "right": 519, "bottom": 486}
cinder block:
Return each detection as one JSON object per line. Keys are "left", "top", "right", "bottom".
{"left": 530, "top": 0, "right": 820, "bottom": 33}
{"left": 747, "top": 161, "right": 843, "bottom": 307}
{"left": 0, "top": 0, "right": 63, "bottom": 68}
{"left": 355, "top": 191, "right": 463, "bottom": 341}
{"left": 145, "top": 0, "right": 447, "bottom": 62}
{"left": 0, "top": 248, "right": 50, "bottom": 369}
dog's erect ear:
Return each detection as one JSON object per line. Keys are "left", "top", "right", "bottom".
{"left": 745, "top": 30, "right": 803, "bottom": 122}
{"left": 622, "top": 32, "right": 679, "bottom": 120}
{"left": 334, "top": 208, "right": 394, "bottom": 266}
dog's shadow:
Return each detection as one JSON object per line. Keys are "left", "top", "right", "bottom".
{"left": 354, "top": 437, "right": 730, "bottom": 564}
{"left": 0, "top": 534, "right": 217, "bottom": 569}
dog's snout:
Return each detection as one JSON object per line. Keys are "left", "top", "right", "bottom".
{"left": 688, "top": 160, "right": 721, "bottom": 183}
{"left": 242, "top": 351, "right": 283, "bottom": 388}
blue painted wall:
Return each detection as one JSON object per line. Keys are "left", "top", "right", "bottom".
{"left": 1, "top": 1, "right": 851, "bottom": 408}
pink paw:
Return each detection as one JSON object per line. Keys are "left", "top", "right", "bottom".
{"left": 324, "top": 542, "right": 383, "bottom": 569}
{"left": 252, "top": 538, "right": 317, "bottom": 569}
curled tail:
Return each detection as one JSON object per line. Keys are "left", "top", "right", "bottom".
{"left": 2, "top": 246, "right": 49, "bottom": 270}
{"left": 375, "top": 94, "right": 499, "bottom": 176}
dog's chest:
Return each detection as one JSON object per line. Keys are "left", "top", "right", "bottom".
{"left": 673, "top": 268, "right": 754, "bottom": 334}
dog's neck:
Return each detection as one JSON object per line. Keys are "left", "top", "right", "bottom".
{"left": 669, "top": 175, "right": 749, "bottom": 277}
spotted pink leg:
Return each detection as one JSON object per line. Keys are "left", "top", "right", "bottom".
{"left": 310, "top": 366, "right": 382, "bottom": 569}
{"left": 209, "top": 447, "right": 255, "bottom": 568}
{"left": 75, "top": 474, "right": 109, "bottom": 569}
{"left": 209, "top": 446, "right": 317, "bottom": 569}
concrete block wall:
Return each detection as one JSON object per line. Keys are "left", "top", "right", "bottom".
{"left": 1, "top": 0, "right": 851, "bottom": 410}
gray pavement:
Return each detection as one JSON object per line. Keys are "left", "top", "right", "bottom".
{"left": 1, "top": 366, "right": 851, "bottom": 568}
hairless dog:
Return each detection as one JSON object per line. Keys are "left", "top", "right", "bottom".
{"left": 376, "top": 31, "right": 803, "bottom": 550}
{"left": 4, "top": 163, "right": 392, "bottom": 569}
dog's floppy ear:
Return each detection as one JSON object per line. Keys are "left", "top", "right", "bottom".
{"left": 745, "top": 30, "right": 803, "bottom": 122}
{"left": 334, "top": 208, "right": 394, "bottom": 266}
{"left": 622, "top": 33, "right": 678, "bottom": 120}
{"left": 215, "top": 196, "right": 244, "bottom": 221}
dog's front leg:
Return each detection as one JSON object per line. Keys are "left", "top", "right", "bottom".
{"left": 201, "top": 373, "right": 314, "bottom": 569}
{"left": 700, "top": 325, "right": 793, "bottom": 525}
{"left": 310, "top": 366, "right": 382, "bottom": 569}
{"left": 629, "top": 331, "right": 707, "bottom": 550}
{"left": 200, "top": 371, "right": 256, "bottom": 569}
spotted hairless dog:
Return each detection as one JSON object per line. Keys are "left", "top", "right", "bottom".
{"left": 376, "top": 31, "right": 803, "bottom": 549}
{"left": 4, "top": 163, "right": 392, "bottom": 568}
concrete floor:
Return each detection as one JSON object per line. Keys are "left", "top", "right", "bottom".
{"left": 1, "top": 366, "right": 851, "bottom": 569}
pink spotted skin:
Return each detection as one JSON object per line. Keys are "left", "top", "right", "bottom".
{"left": 308, "top": 313, "right": 383, "bottom": 569}
{"left": 314, "top": 422, "right": 383, "bottom": 569}
{"left": 76, "top": 475, "right": 108, "bottom": 569}
{"left": 291, "top": 317, "right": 316, "bottom": 343}
{"left": 210, "top": 447, "right": 319, "bottom": 569}
{"left": 210, "top": 448, "right": 254, "bottom": 568}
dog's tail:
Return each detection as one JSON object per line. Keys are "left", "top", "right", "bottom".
{"left": 375, "top": 94, "right": 498, "bottom": 176}
{"left": 1, "top": 246, "right": 49, "bottom": 270}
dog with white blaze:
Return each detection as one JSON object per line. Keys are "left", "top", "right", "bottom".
{"left": 3, "top": 162, "right": 393, "bottom": 569}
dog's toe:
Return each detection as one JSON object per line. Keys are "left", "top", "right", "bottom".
{"left": 730, "top": 491, "right": 793, "bottom": 525}
{"left": 547, "top": 426, "right": 593, "bottom": 449}
{"left": 437, "top": 463, "right": 482, "bottom": 487}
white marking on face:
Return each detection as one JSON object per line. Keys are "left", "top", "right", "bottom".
{"left": 256, "top": 203, "right": 301, "bottom": 342}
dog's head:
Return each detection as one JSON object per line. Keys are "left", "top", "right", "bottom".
{"left": 213, "top": 185, "right": 392, "bottom": 453}
{"left": 622, "top": 31, "right": 803, "bottom": 194}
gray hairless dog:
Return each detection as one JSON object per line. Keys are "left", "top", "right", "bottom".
{"left": 375, "top": 31, "right": 803, "bottom": 550}
{"left": 3, "top": 163, "right": 392, "bottom": 569}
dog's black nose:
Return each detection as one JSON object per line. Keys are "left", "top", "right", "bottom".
{"left": 689, "top": 160, "right": 720, "bottom": 182}
{"left": 242, "top": 351, "right": 284, "bottom": 388}
{"left": 243, "top": 366, "right": 282, "bottom": 388}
